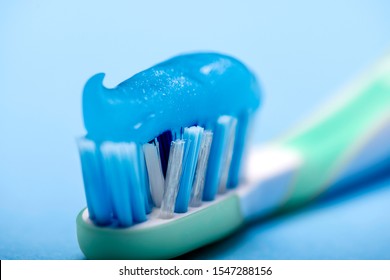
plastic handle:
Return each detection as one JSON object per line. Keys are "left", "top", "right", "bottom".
{"left": 280, "top": 55, "right": 390, "bottom": 208}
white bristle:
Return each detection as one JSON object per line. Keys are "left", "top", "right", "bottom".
{"left": 77, "top": 137, "right": 96, "bottom": 152}
{"left": 159, "top": 139, "right": 185, "bottom": 219}
{"left": 143, "top": 142, "right": 165, "bottom": 207}
{"left": 190, "top": 130, "right": 213, "bottom": 207}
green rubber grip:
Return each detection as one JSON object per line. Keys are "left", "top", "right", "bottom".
{"left": 280, "top": 56, "right": 390, "bottom": 208}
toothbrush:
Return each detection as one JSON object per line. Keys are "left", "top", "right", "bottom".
{"left": 76, "top": 52, "right": 390, "bottom": 260}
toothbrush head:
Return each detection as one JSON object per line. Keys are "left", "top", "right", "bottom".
{"left": 76, "top": 52, "right": 261, "bottom": 259}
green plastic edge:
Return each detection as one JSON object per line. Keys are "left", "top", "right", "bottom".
{"left": 77, "top": 194, "right": 243, "bottom": 259}
{"left": 280, "top": 62, "right": 390, "bottom": 209}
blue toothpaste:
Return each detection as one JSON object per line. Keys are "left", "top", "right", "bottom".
{"left": 82, "top": 53, "right": 261, "bottom": 143}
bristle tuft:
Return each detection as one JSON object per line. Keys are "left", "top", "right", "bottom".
{"left": 203, "top": 116, "right": 238, "bottom": 201}
{"left": 190, "top": 130, "right": 213, "bottom": 207}
{"left": 175, "top": 126, "right": 204, "bottom": 213}
{"left": 78, "top": 112, "right": 253, "bottom": 226}
{"left": 143, "top": 142, "right": 165, "bottom": 207}
{"left": 160, "top": 139, "right": 185, "bottom": 219}
{"left": 77, "top": 138, "right": 112, "bottom": 226}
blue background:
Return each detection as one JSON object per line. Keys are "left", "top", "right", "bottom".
{"left": 1, "top": 0, "right": 389, "bottom": 259}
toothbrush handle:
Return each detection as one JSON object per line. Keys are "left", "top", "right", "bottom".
{"left": 280, "top": 55, "right": 390, "bottom": 209}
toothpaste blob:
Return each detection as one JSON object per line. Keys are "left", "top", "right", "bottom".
{"left": 82, "top": 53, "right": 261, "bottom": 143}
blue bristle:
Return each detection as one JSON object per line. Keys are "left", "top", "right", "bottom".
{"left": 77, "top": 139, "right": 112, "bottom": 225}
{"left": 126, "top": 144, "right": 147, "bottom": 223}
{"left": 203, "top": 116, "right": 237, "bottom": 201}
{"left": 228, "top": 111, "right": 251, "bottom": 188}
{"left": 157, "top": 130, "right": 173, "bottom": 177}
{"left": 137, "top": 145, "right": 153, "bottom": 214}
{"left": 175, "top": 126, "right": 204, "bottom": 213}
{"left": 100, "top": 142, "right": 134, "bottom": 227}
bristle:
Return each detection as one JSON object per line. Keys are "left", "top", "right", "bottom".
{"left": 157, "top": 130, "right": 173, "bottom": 177}
{"left": 99, "top": 142, "right": 132, "bottom": 226}
{"left": 125, "top": 145, "right": 148, "bottom": 223}
{"left": 78, "top": 113, "right": 252, "bottom": 227}
{"left": 218, "top": 117, "right": 237, "bottom": 194}
{"left": 100, "top": 142, "right": 146, "bottom": 227}
{"left": 190, "top": 130, "right": 213, "bottom": 207}
{"left": 136, "top": 145, "right": 153, "bottom": 214}
{"left": 203, "top": 116, "right": 238, "bottom": 201}
{"left": 175, "top": 126, "right": 204, "bottom": 213}
{"left": 160, "top": 139, "right": 185, "bottom": 219}
{"left": 143, "top": 142, "right": 165, "bottom": 207}
{"left": 77, "top": 138, "right": 112, "bottom": 225}
{"left": 228, "top": 111, "right": 251, "bottom": 188}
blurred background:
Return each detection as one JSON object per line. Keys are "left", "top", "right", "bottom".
{"left": 1, "top": 0, "right": 390, "bottom": 259}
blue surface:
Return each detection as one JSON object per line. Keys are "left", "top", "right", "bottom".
{"left": 184, "top": 171, "right": 390, "bottom": 259}
{"left": 1, "top": 0, "right": 390, "bottom": 259}
{"left": 183, "top": 168, "right": 390, "bottom": 260}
